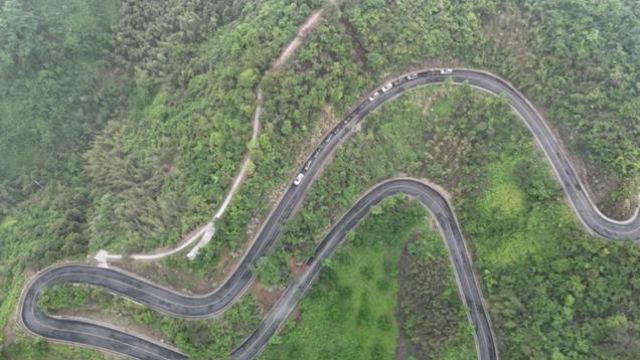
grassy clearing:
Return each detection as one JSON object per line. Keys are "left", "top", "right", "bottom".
{"left": 265, "top": 243, "right": 400, "bottom": 360}
{"left": 263, "top": 196, "right": 474, "bottom": 360}
{"left": 262, "top": 197, "right": 420, "bottom": 360}
{"left": 482, "top": 157, "right": 526, "bottom": 218}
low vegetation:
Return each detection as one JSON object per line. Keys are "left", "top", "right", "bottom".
{"left": 36, "top": 284, "right": 260, "bottom": 359}
{"left": 2, "top": 0, "right": 639, "bottom": 358}
{"left": 2, "top": 340, "right": 104, "bottom": 360}
{"left": 458, "top": 153, "right": 640, "bottom": 359}
{"left": 260, "top": 84, "right": 640, "bottom": 358}
{"left": 261, "top": 196, "right": 473, "bottom": 360}
{"left": 399, "top": 224, "right": 475, "bottom": 359}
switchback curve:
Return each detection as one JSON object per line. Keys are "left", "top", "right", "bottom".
{"left": 17, "top": 68, "right": 640, "bottom": 360}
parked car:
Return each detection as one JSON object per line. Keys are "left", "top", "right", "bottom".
{"left": 406, "top": 73, "right": 418, "bottom": 80}
{"left": 368, "top": 91, "right": 380, "bottom": 101}
{"left": 440, "top": 68, "right": 453, "bottom": 74}
{"left": 304, "top": 160, "right": 313, "bottom": 171}
{"left": 381, "top": 82, "right": 393, "bottom": 92}
{"left": 293, "top": 173, "right": 305, "bottom": 186}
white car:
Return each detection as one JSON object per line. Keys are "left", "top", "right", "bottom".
{"left": 293, "top": 173, "right": 305, "bottom": 186}
{"left": 440, "top": 68, "right": 453, "bottom": 74}
{"left": 406, "top": 73, "right": 418, "bottom": 80}
{"left": 381, "top": 82, "right": 393, "bottom": 92}
{"left": 368, "top": 91, "right": 380, "bottom": 101}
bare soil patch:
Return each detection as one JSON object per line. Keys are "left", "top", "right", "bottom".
{"left": 3, "top": 319, "right": 17, "bottom": 346}
{"left": 290, "top": 305, "right": 302, "bottom": 322}
{"left": 251, "top": 282, "right": 283, "bottom": 315}
{"left": 288, "top": 258, "right": 309, "bottom": 278}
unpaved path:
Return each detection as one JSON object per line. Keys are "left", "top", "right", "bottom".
{"left": 95, "top": 5, "right": 330, "bottom": 265}
{"left": 271, "top": 10, "right": 324, "bottom": 71}
{"left": 187, "top": 6, "right": 329, "bottom": 258}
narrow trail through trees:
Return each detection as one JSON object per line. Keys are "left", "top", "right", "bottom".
{"left": 94, "top": 5, "right": 330, "bottom": 265}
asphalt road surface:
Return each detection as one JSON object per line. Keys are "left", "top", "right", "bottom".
{"left": 230, "top": 178, "right": 497, "bottom": 360}
{"left": 18, "top": 69, "right": 640, "bottom": 360}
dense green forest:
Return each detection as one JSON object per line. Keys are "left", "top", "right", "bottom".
{"left": 1, "top": 0, "right": 639, "bottom": 358}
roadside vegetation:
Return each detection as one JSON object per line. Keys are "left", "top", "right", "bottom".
{"left": 0, "top": 0, "right": 321, "bottom": 356}
{"left": 338, "top": 0, "right": 639, "bottom": 216}
{"left": 187, "top": 0, "right": 639, "bottom": 288}
{"left": 261, "top": 197, "right": 473, "bottom": 360}
{"left": 259, "top": 85, "right": 640, "bottom": 358}
{"left": 459, "top": 153, "right": 640, "bottom": 359}
{"left": 2, "top": 0, "right": 639, "bottom": 358}
{"left": 34, "top": 283, "right": 260, "bottom": 359}
{"left": 2, "top": 341, "right": 104, "bottom": 360}
{"left": 399, "top": 224, "right": 476, "bottom": 359}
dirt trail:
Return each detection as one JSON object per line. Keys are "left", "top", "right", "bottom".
{"left": 96, "top": 4, "right": 331, "bottom": 265}
{"left": 187, "top": 5, "right": 329, "bottom": 258}
{"left": 271, "top": 10, "right": 324, "bottom": 71}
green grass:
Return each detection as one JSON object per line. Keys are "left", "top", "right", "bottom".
{"left": 265, "top": 243, "right": 400, "bottom": 360}
{"left": 0, "top": 217, "right": 16, "bottom": 231}
{"left": 440, "top": 321, "right": 476, "bottom": 360}
{"left": 432, "top": 97, "right": 454, "bottom": 117}
{"left": 482, "top": 156, "right": 526, "bottom": 218}
{"left": 263, "top": 197, "right": 474, "bottom": 359}
{"left": 262, "top": 198, "right": 420, "bottom": 360}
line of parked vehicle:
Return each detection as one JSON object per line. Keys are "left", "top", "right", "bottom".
{"left": 292, "top": 69, "right": 453, "bottom": 186}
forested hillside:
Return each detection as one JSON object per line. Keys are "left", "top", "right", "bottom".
{"left": 1, "top": 0, "right": 639, "bottom": 358}
{"left": 341, "top": 0, "right": 639, "bottom": 215}
{"left": 0, "top": 0, "right": 124, "bottom": 347}
{"left": 0, "top": 0, "right": 321, "bottom": 354}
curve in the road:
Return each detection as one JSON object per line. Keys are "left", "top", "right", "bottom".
{"left": 17, "top": 68, "right": 640, "bottom": 360}
{"left": 230, "top": 178, "right": 497, "bottom": 360}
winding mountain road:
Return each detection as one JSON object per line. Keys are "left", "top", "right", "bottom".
{"left": 17, "top": 69, "right": 640, "bottom": 360}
